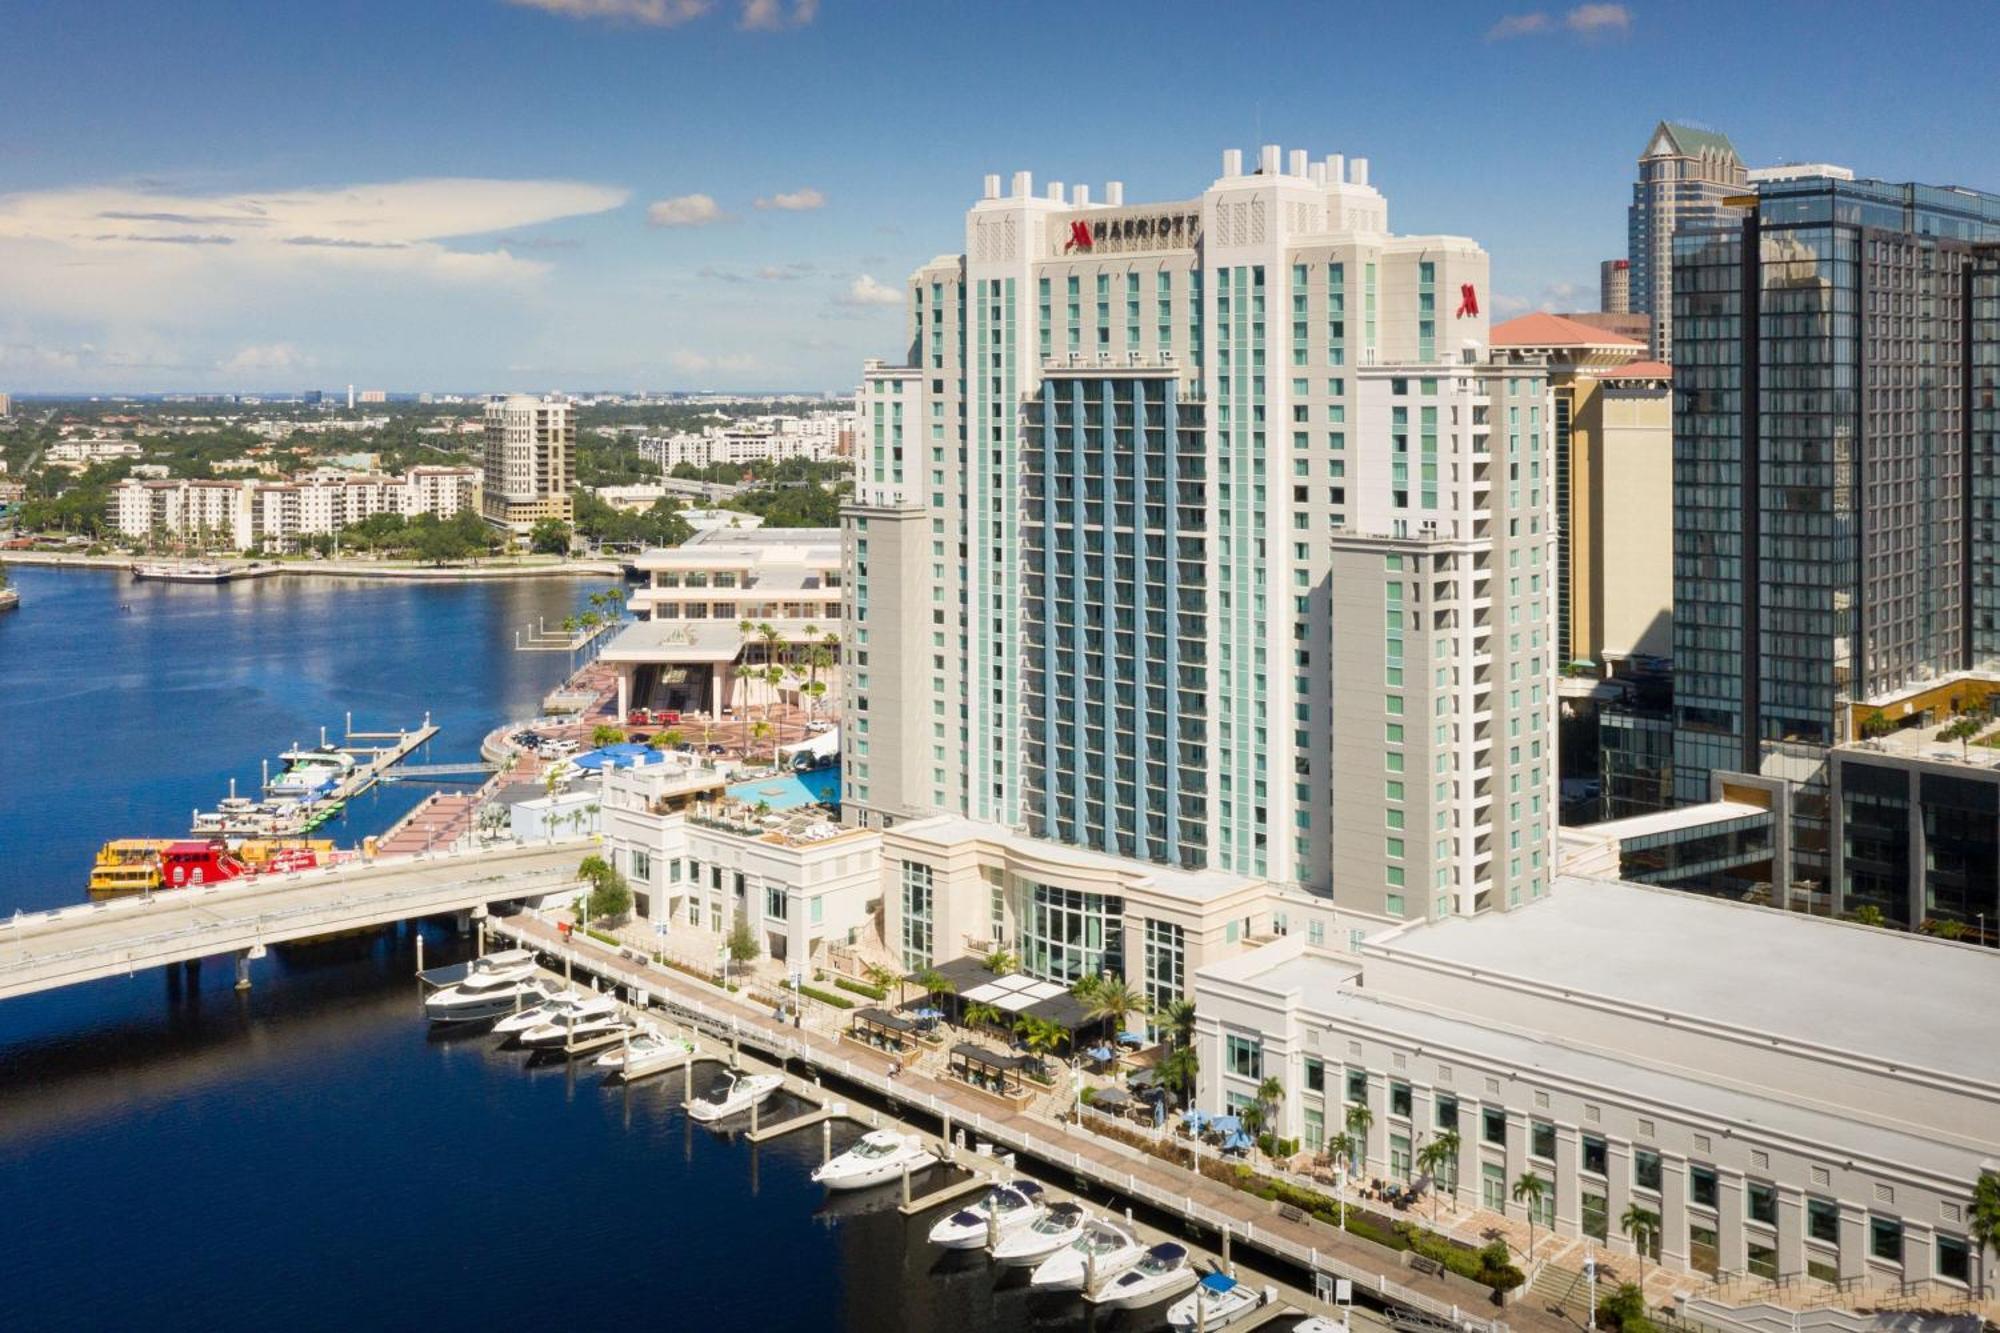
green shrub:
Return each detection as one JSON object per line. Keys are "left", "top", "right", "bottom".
{"left": 833, "top": 976, "right": 888, "bottom": 1001}
{"left": 1598, "top": 1283, "right": 1652, "bottom": 1333}
{"left": 797, "top": 984, "right": 855, "bottom": 1010}
{"left": 584, "top": 927, "right": 619, "bottom": 946}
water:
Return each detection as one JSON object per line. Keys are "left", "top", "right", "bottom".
{"left": 0, "top": 570, "right": 1134, "bottom": 1333}
{"left": 725, "top": 764, "right": 842, "bottom": 812}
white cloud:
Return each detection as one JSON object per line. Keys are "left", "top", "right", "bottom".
{"left": 1565, "top": 3, "right": 1632, "bottom": 34}
{"left": 217, "top": 342, "right": 312, "bottom": 376}
{"left": 1486, "top": 5, "right": 1630, "bottom": 39}
{"left": 738, "top": 0, "right": 816, "bottom": 30}
{"left": 670, "top": 349, "right": 757, "bottom": 374}
{"left": 757, "top": 261, "right": 815, "bottom": 280}
{"left": 754, "top": 187, "right": 825, "bottom": 212}
{"left": 647, "top": 193, "right": 727, "bottom": 227}
{"left": 505, "top": 0, "right": 714, "bottom": 26}
{"left": 834, "top": 274, "right": 902, "bottom": 307}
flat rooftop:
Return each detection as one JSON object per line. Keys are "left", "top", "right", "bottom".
{"left": 892, "top": 816, "right": 1263, "bottom": 904}
{"left": 1564, "top": 799, "right": 1769, "bottom": 844}
{"left": 1375, "top": 876, "right": 2000, "bottom": 1087}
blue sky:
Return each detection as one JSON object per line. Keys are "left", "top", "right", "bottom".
{"left": 1, "top": 0, "right": 1994, "bottom": 394}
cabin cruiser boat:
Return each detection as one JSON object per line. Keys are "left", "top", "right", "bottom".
{"left": 927, "top": 1180, "right": 1046, "bottom": 1250}
{"left": 809, "top": 1130, "right": 936, "bottom": 1191}
{"left": 595, "top": 1028, "right": 698, "bottom": 1080}
{"left": 1167, "top": 1272, "right": 1270, "bottom": 1330}
{"left": 1028, "top": 1217, "right": 1144, "bottom": 1292}
{"left": 990, "top": 1201, "right": 1087, "bottom": 1266}
{"left": 1088, "top": 1241, "right": 1198, "bottom": 1309}
{"left": 491, "top": 986, "right": 607, "bottom": 1035}
{"left": 518, "top": 1007, "right": 633, "bottom": 1050}
{"left": 685, "top": 1070, "right": 783, "bottom": 1123}
{"left": 422, "top": 950, "right": 543, "bottom": 1024}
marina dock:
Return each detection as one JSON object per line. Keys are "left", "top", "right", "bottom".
{"left": 194, "top": 715, "right": 442, "bottom": 838}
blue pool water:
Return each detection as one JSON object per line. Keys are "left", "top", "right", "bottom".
{"left": 725, "top": 762, "right": 841, "bottom": 811}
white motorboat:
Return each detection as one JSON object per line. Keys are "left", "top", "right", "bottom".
{"left": 1167, "top": 1272, "right": 1270, "bottom": 1330}
{"left": 596, "top": 1028, "right": 698, "bottom": 1080}
{"left": 809, "top": 1129, "right": 936, "bottom": 1192}
{"left": 492, "top": 987, "right": 609, "bottom": 1036}
{"left": 990, "top": 1200, "right": 1087, "bottom": 1266}
{"left": 422, "top": 950, "right": 544, "bottom": 1024}
{"left": 1028, "top": 1217, "right": 1144, "bottom": 1292}
{"left": 518, "top": 1007, "right": 634, "bottom": 1050}
{"left": 685, "top": 1070, "right": 783, "bottom": 1123}
{"left": 927, "top": 1180, "right": 1047, "bottom": 1250}
{"left": 1088, "top": 1241, "right": 1198, "bottom": 1309}
{"left": 1289, "top": 1319, "right": 1350, "bottom": 1333}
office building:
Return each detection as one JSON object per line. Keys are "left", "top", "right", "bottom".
{"left": 1746, "top": 163, "right": 1855, "bottom": 186}
{"left": 845, "top": 144, "right": 1556, "bottom": 929}
{"left": 1599, "top": 257, "right": 1630, "bottom": 314}
{"left": 1195, "top": 878, "right": 1999, "bottom": 1299}
{"left": 480, "top": 393, "right": 574, "bottom": 531}
{"left": 1672, "top": 173, "right": 2000, "bottom": 893}
{"left": 1628, "top": 122, "right": 1747, "bottom": 361}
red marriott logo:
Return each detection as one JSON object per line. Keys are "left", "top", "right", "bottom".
{"left": 1456, "top": 283, "right": 1480, "bottom": 318}
{"left": 1063, "top": 220, "right": 1092, "bottom": 253}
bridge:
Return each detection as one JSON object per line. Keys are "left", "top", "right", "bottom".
{"left": 0, "top": 841, "right": 590, "bottom": 1002}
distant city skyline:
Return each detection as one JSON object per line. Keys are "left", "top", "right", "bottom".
{"left": 1, "top": 0, "right": 1994, "bottom": 392}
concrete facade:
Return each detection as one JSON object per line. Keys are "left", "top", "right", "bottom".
{"left": 481, "top": 393, "right": 573, "bottom": 531}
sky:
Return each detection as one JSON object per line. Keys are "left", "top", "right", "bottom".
{"left": 1, "top": 0, "right": 1995, "bottom": 395}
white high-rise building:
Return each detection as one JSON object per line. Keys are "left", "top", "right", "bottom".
{"left": 844, "top": 145, "right": 1556, "bottom": 927}
{"left": 481, "top": 393, "right": 573, "bottom": 531}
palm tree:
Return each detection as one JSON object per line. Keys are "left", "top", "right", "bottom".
{"left": 762, "top": 663, "right": 786, "bottom": 727}
{"left": 962, "top": 1002, "right": 1005, "bottom": 1034}
{"left": 1970, "top": 1171, "right": 2000, "bottom": 1300}
{"left": 1083, "top": 975, "right": 1149, "bottom": 1039}
{"left": 1343, "top": 1102, "right": 1374, "bottom": 1176}
{"left": 862, "top": 962, "right": 897, "bottom": 995}
{"left": 1014, "top": 1014, "right": 1068, "bottom": 1078}
{"left": 1155, "top": 1044, "right": 1198, "bottom": 1099}
{"left": 913, "top": 967, "right": 955, "bottom": 1013}
{"left": 1070, "top": 972, "right": 1107, "bottom": 1003}
{"left": 1513, "top": 1172, "right": 1548, "bottom": 1264}
{"left": 1416, "top": 1129, "right": 1461, "bottom": 1222}
{"left": 1620, "top": 1204, "right": 1661, "bottom": 1286}
{"left": 1945, "top": 714, "right": 1984, "bottom": 758}
{"left": 804, "top": 643, "right": 834, "bottom": 712}
{"left": 1255, "top": 1075, "right": 1286, "bottom": 1152}
{"left": 982, "top": 947, "right": 1018, "bottom": 977}
{"left": 1162, "top": 999, "right": 1197, "bottom": 1049}
{"left": 750, "top": 718, "right": 774, "bottom": 764}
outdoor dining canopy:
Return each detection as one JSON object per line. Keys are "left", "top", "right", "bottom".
{"left": 949, "top": 1042, "right": 1036, "bottom": 1097}
{"left": 904, "top": 957, "right": 1099, "bottom": 1040}
{"left": 849, "top": 1007, "right": 918, "bottom": 1052}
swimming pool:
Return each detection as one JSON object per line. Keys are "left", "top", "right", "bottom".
{"left": 725, "top": 764, "right": 840, "bottom": 812}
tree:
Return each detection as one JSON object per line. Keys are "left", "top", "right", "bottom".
{"left": 1620, "top": 1205, "right": 1661, "bottom": 1285}
{"left": 1155, "top": 1044, "right": 1199, "bottom": 1098}
{"left": 577, "top": 854, "right": 632, "bottom": 923}
{"left": 1513, "top": 1172, "right": 1548, "bottom": 1263}
{"left": 1417, "top": 1129, "right": 1461, "bottom": 1222}
{"left": 726, "top": 916, "right": 760, "bottom": 974}
{"left": 750, "top": 718, "right": 774, "bottom": 764}
{"left": 1971, "top": 1171, "right": 2000, "bottom": 1300}
{"left": 913, "top": 967, "right": 955, "bottom": 1014}
{"left": 1162, "top": 999, "right": 1197, "bottom": 1049}
{"left": 1083, "top": 975, "right": 1149, "bottom": 1037}
{"left": 1944, "top": 714, "right": 1984, "bottom": 758}
{"left": 529, "top": 518, "right": 572, "bottom": 555}
{"left": 1343, "top": 1102, "right": 1375, "bottom": 1175}
{"left": 1597, "top": 1282, "right": 1654, "bottom": 1333}
{"left": 862, "top": 962, "right": 897, "bottom": 994}
{"left": 1070, "top": 972, "right": 1107, "bottom": 1003}
{"left": 1014, "top": 1014, "right": 1068, "bottom": 1077}
{"left": 590, "top": 723, "right": 625, "bottom": 747}
{"left": 651, "top": 728, "right": 684, "bottom": 751}
{"left": 1255, "top": 1075, "right": 1286, "bottom": 1153}
{"left": 982, "top": 947, "right": 1019, "bottom": 977}
{"left": 962, "top": 1002, "right": 1005, "bottom": 1033}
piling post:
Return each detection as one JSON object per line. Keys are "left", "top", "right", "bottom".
{"left": 414, "top": 929, "right": 425, "bottom": 977}
{"left": 234, "top": 950, "right": 252, "bottom": 992}
{"left": 1222, "top": 1222, "right": 1232, "bottom": 1275}
{"left": 730, "top": 1034, "right": 739, "bottom": 1070}
{"left": 821, "top": 1119, "right": 833, "bottom": 1165}
{"left": 684, "top": 1055, "right": 694, "bottom": 1101}
{"left": 750, "top": 1095, "right": 760, "bottom": 1137}
{"left": 942, "top": 1112, "right": 953, "bottom": 1161}
{"left": 901, "top": 1163, "right": 912, "bottom": 1210}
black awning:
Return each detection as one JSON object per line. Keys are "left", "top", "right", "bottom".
{"left": 949, "top": 1042, "right": 1032, "bottom": 1072}
{"left": 852, "top": 1006, "right": 916, "bottom": 1033}
{"left": 902, "top": 954, "right": 996, "bottom": 992}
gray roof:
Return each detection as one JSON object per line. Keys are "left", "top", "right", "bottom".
{"left": 1377, "top": 876, "right": 2000, "bottom": 1088}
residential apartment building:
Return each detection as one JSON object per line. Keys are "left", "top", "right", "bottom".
{"left": 1196, "top": 879, "right": 1999, "bottom": 1299}
{"left": 1628, "top": 122, "right": 1747, "bottom": 361}
{"left": 481, "top": 393, "right": 573, "bottom": 531}
{"left": 108, "top": 467, "right": 479, "bottom": 550}
{"left": 843, "top": 144, "right": 1557, "bottom": 931}
{"left": 46, "top": 438, "right": 143, "bottom": 469}
{"left": 1671, "top": 173, "right": 2000, "bottom": 893}
{"left": 636, "top": 413, "right": 846, "bottom": 472}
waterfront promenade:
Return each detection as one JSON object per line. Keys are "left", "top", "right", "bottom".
{"left": 1, "top": 551, "right": 625, "bottom": 580}
{"left": 491, "top": 911, "right": 1566, "bottom": 1333}
{"left": 0, "top": 842, "right": 588, "bottom": 1001}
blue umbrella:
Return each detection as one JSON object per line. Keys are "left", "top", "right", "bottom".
{"left": 1153, "top": 1097, "right": 1167, "bottom": 1128}
{"left": 1086, "top": 1044, "right": 1115, "bottom": 1062}
{"left": 912, "top": 1007, "right": 944, "bottom": 1020}
{"left": 1117, "top": 1029, "right": 1147, "bottom": 1046}
{"left": 1222, "top": 1131, "right": 1254, "bottom": 1152}
{"left": 1181, "top": 1109, "right": 1210, "bottom": 1131}
{"left": 1211, "top": 1114, "right": 1242, "bottom": 1134}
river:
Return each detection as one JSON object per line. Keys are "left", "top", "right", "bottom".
{"left": 0, "top": 568, "right": 1128, "bottom": 1332}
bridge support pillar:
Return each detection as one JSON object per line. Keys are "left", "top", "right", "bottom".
{"left": 454, "top": 909, "right": 472, "bottom": 936}
{"left": 234, "top": 951, "right": 252, "bottom": 992}
{"left": 183, "top": 958, "right": 202, "bottom": 980}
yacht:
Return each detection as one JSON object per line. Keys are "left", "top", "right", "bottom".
{"left": 1087, "top": 1241, "right": 1199, "bottom": 1309}
{"left": 518, "top": 1007, "right": 633, "bottom": 1050}
{"left": 491, "top": 986, "right": 605, "bottom": 1035}
{"left": 1288, "top": 1319, "right": 1349, "bottom": 1333}
{"left": 1028, "top": 1217, "right": 1144, "bottom": 1292}
{"left": 809, "top": 1130, "right": 936, "bottom": 1192}
{"left": 422, "top": 950, "right": 543, "bottom": 1024}
{"left": 595, "top": 1028, "right": 699, "bottom": 1081}
{"left": 268, "top": 746, "right": 355, "bottom": 799}
{"left": 927, "top": 1180, "right": 1047, "bottom": 1250}
{"left": 1166, "top": 1272, "right": 1269, "bottom": 1330}
{"left": 685, "top": 1070, "right": 783, "bottom": 1123}
{"left": 990, "top": 1201, "right": 1087, "bottom": 1266}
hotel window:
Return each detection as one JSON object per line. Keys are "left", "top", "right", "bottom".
{"left": 899, "top": 861, "right": 934, "bottom": 972}
{"left": 1690, "top": 1165, "right": 1719, "bottom": 1208}
{"left": 1807, "top": 1198, "right": 1840, "bottom": 1244}
{"left": 1389, "top": 1081, "right": 1412, "bottom": 1118}
{"left": 1581, "top": 1134, "right": 1607, "bottom": 1176}
{"left": 629, "top": 849, "right": 652, "bottom": 883}
{"left": 1226, "top": 1034, "right": 1263, "bottom": 1079}
{"left": 1435, "top": 1094, "right": 1457, "bottom": 1129}
{"left": 1937, "top": 1234, "right": 1971, "bottom": 1284}
{"left": 1304, "top": 1057, "right": 1325, "bottom": 1093}
{"left": 1748, "top": 1182, "right": 1778, "bottom": 1226}
{"left": 1482, "top": 1107, "right": 1506, "bottom": 1145}
{"left": 1634, "top": 1149, "right": 1663, "bottom": 1192}
{"left": 765, "top": 885, "right": 787, "bottom": 921}
{"left": 1346, "top": 1070, "right": 1368, "bottom": 1104}
{"left": 1530, "top": 1120, "right": 1555, "bottom": 1160}
{"left": 1870, "top": 1217, "right": 1903, "bottom": 1264}
{"left": 1142, "top": 918, "right": 1184, "bottom": 1014}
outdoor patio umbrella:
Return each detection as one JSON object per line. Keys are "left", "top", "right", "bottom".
{"left": 1221, "top": 1130, "right": 1254, "bottom": 1152}
{"left": 1210, "top": 1114, "right": 1243, "bottom": 1135}
{"left": 1180, "top": 1109, "right": 1210, "bottom": 1132}
{"left": 1126, "top": 1066, "right": 1160, "bottom": 1089}
{"left": 1091, "top": 1086, "right": 1132, "bottom": 1109}
{"left": 1117, "top": 1029, "right": 1147, "bottom": 1046}
{"left": 912, "top": 1007, "right": 945, "bottom": 1020}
